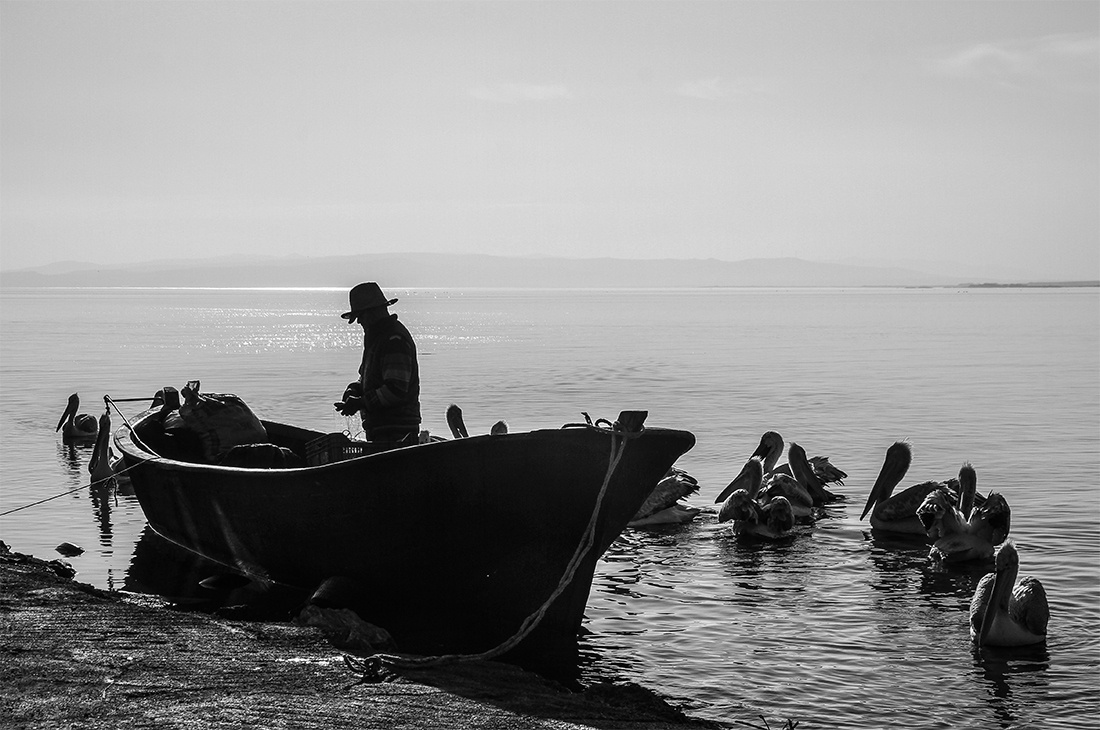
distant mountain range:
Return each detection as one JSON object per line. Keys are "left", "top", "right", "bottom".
{"left": 0, "top": 253, "right": 1094, "bottom": 289}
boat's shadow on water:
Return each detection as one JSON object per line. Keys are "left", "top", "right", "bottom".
{"left": 125, "top": 528, "right": 604, "bottom": 689}
{"left": 124, "top": 526, "right": 311, "bottom": 618}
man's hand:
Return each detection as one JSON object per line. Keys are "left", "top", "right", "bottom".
{"left": 334, "top": 395, "right": 363, "bottom": 416}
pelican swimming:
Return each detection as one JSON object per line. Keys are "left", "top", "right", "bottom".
{"left": 88, "top": 410, "right": 116, "bottom": 488}
{"left": 56, "top": 393, "right": 98, "bottom": 441}
{"left": 716, "top": 457, "right": 796, "bottom": 540}
{"left": 717, "top": 455, "right": 814, "bottom": 522}
{"left": 860, "top": 441, "right": 951, "bottom": 535}
{"left": 715, "top": 439, "right": 824, "bottom": 521}
{"left": 628, "top": 467, "right": 703, "bottom": 527}
{"left": 918, "top": 465, "right": 1012, "bottom": 563}
{"left": 787, "top": 442, "right": 842, "bottom": 506}
{"left": 744, "top": 431, "right": 847, "bottom": 494}
{"left": 970, "top": 541, "right": 1048, "bottom": 647}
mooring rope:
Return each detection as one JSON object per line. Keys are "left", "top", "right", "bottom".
{"left": 343, "top": 420, "right": 644, "bottom": 680}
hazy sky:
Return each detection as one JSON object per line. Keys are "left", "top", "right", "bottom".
{"left": 1, "top": 1, "right": 1097, "bottom": 279}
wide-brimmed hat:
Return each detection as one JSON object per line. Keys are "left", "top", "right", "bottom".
{"left": 341, "top": 282, "right": 398, "bottom": 320}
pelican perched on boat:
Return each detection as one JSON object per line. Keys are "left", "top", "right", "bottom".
{"left": 628, "top": 467, "right": 702, "bottom": 527}
{"left": 860, "top": 441, "right": 951, "bottom": 535}
{"left": 446, "top": 404, "right": 469, "bottom": 439}
{"left": 445, "top": 403, "right": 507, "bottom": 438}
{"left": 918, "top": 465, "right": 1012, "bottom": 563}
{"left": 970, "top": 541, "right": 1048, "bottom": 647}
{"left": 716, "top": 457, "right": 796, "bottom": 540}
{"left": 56, "top": 393, "right": 98, "bottom": 441}
{"left": 88, "top": 410, "right": 116, "bottom": 488}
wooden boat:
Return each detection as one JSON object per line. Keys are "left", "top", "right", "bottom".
{"left": 114, "top": 401, "right": 695, "bottom": 664}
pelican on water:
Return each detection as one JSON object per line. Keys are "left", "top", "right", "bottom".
{"left": 860, "top": 441, "right": 952, "bottom": 535}
{"left": 717, "top": 454, "right": 814, "bottom": 522}
{"left": 787, "top": 441, "right": 843, "bottom": 507}
{"left": 970, "top": 540, "right": 1049, "bottom": 647}
{"left": 745, "top": 431, "right": 847, "bottom": 499}
{"left": 88, "top": 410, "right": 116, "bottom": 488}
{"left": 629, "top": 467, "right": 703, "bottom": 527}
{"left": 716, "top": 457, "right": 796, "bottom": 540}
{"left": 56, "top": 393, "right": 98, "bottom": 441}
{"left": 917, "top": 464, "right": 1012, "bottom": 563}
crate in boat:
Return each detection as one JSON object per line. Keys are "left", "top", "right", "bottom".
{"left": 305, "top": 433, "right": 369, "bottom": 466}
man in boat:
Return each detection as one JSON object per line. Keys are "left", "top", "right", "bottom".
{"left": 334, "top": 282, "right": 422, "bottom": 442}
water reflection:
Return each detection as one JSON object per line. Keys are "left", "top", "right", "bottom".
{"left": 972, "top": 643, "right": 1051, "bottom": 728}
{"left": 89, "top": 480, "right": 114, "bottom": 544}
{"left": 55, "top": 441, "right": 86, "bottom": 482}
{"left": 55, "top": 439, "right": 117, "bottom": 547}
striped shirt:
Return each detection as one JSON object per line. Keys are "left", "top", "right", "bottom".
{"left": 357, "top": 314, "right": 421, "bottom": 432}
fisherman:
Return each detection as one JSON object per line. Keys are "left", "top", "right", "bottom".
{"left": 334, "top": 282, "right": 421, "bottom": 442}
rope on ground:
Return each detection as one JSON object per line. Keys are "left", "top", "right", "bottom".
{"left": 343, "top": 421, "right": 644, "bottom": 681}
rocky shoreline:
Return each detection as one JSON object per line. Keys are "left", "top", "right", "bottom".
{"left": 0, "top": 542, "right": 721, "bottom": 729}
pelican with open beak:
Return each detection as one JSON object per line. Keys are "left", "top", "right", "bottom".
{"left": 970, "top": 541, "right": 1048, "bottom": 647}
{"left": 919, "top": 465, "right": 1012, "bottom": 563}
{"left": 860, "top": 441, "right": 951, "bottom": 535}
{"left": 56, "top": 393, "right": 98, "bottom": 442}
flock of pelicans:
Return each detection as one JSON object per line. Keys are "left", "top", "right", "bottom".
{"left": 57, "top": 394, "right": 1049, "bottom": 650}
{"left": 625, "top": 429, "right": 1050, "bottom": 650}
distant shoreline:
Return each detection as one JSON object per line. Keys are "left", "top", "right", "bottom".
{"left": 1, "top": 253, "right": 1096, "bottom": 290}
{"left": 957, "top": 281, "right": 1099, "bottom": 288}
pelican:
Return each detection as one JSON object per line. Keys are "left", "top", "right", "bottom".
{"left": 716, "top": 455, "right": 814, "bottom": 522}
{"left": 628, "top": 467, "right": 703, "bottom": 527}
{"left": 970, "top": 541, "right": 1048, "bottom": 647}
{"left": 918, "top": 465, "right": 1012, "bottom": 563}
{"left": 88, "top": 410, "right": 116, "bottom": 488}
{"left": 758, "top": 472, "right": 815, "bottom": 522}
{"left": 446, "top": 404, "right": 469, "bottom": 439}
{"left": 860, "top": 441, "right": 950, "bottom": 535}
{"left": 744, "top": 431, "right": 847, "bottom": 492}
{"left": 715, "top": 439, "right": 819, "bottom": 521}
{"left": 787, "top": 442, "right": 841, "bottom": 506}
{"left": 446, "top": 404, "right": 507, "bottom": 438}
{"left": 56, "top": 393, "right": 98, "bottom": 441}
{"left": 716, "top": 457, "right": 796, "bottom": 540}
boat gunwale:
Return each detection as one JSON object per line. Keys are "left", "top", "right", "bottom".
{"left": 114, "top": 408, "right": 694, "bottom": 475}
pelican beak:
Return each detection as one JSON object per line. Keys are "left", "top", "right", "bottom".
{"left": 715, "top": 458, "right": 758, "bottom": 503}
{"left": 977, "top": 566, "right": 1008, "bottom": 648}
{"left": 56, "top": 398, "right": 77, "bottom": 432}
{"left": 917, "top": 508, "right": 936, "bottom": 531}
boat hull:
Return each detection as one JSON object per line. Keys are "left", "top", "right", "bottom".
{"left": 116, "top": 410, "right": 694, "bottom": 660}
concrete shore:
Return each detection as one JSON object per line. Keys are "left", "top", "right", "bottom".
{"left": 0, "top": 543, "right": 722, "bottom": 729}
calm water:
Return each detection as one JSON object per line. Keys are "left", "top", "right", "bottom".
{"left": 1, "top": 286, "right": 1098, "bottom": 729}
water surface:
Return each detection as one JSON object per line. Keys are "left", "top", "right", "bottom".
{"left": 2, "top": 286, "right": 1097, "bottom": 728}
